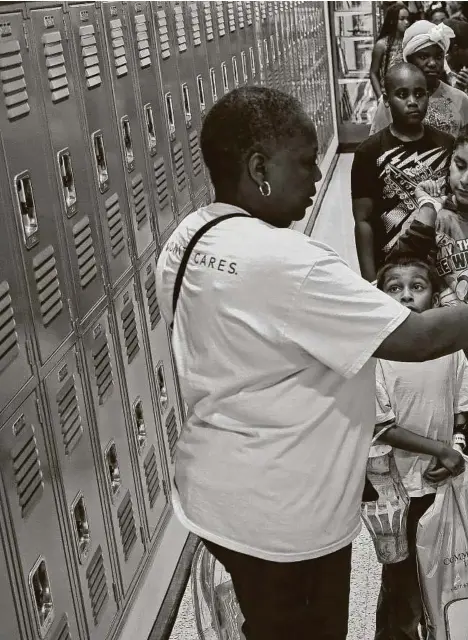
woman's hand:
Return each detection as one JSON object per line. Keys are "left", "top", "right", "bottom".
{"left": 424, "top": 445, "right": 465, "bottom": 483}
{"left": 455, "top": 68, "right": 468, "bottom": 92}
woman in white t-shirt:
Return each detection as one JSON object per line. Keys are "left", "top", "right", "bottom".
{"left": 156, "top": 86, "right": 468, "bottom": 640}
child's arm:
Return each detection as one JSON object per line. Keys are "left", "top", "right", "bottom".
{"left": 453, "top": 413, "right": 467, "bottom": 454}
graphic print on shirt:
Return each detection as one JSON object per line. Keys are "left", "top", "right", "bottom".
{"left": 436, "top": 231, "right": 468, "bottom": 305}
{"left": 424, "top": 96, "right": 457, "bottom": 135}
{"left": 378, "top": 145, "right": 450, "bottom": 253}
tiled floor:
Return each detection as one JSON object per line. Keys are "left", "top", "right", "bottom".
{"left": 170, "top": 155, "right": 383, "bottom": 640}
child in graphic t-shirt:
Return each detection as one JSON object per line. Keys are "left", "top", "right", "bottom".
{"left": 352, "top": 62, "right": 453, "bottom": 283}
{"left": 372, "top": 254, "right": 467, "bottom": 640}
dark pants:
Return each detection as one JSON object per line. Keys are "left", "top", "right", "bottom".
{"left": 374, "top": 494, "right": 435, "bottom": 640}
{"left": 202, "top": 538, "right": 352, "bottom": 640}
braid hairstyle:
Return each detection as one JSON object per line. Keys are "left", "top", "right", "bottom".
{"left": 378, "top": 2, "right": 407, "bottom": 82}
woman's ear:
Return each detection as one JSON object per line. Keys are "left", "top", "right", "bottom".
{"left": 247, "top": 151, "right": 267, "bottom": 188}
{"left": 432, "top": 292, "right": 440, "bottom": 308}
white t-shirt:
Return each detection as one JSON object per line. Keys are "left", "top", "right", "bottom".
{"left": 376, "top": 353, "right": 468, "bottom": 497}
{"left": 156, "top": 203, "right": 410, "bottom": 562}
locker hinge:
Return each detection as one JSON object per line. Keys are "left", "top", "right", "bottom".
{"left": 35, "top": 397, "right": 45, "bottom": 427}
{"left": 140, "top": 525, "right": 146, "bottom": 548}
{"left": 74, "top": 346, "right": 82, "bottom": 377}
{"left": 25, "top": 338, "right": 34, "bottom": 369}
{"left": 22, "top": 23, "right": 30, "bottom": 50}
{"left": 62, "top": 17, "right": 69, "bottom": 40}
{"left": 162, "top": 479, "right": 169, "bottom": 497}
{"left": 112, "top": 582, "right": 119, "bottom": 606}
{"left": 68, "top": 299, "right": 78, "bottom": 334}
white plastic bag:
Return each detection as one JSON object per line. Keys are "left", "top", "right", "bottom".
{"left": 416, "top": 461, "right": 468, "bottom": 640}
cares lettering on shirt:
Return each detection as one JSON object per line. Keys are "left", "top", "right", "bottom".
{"left": 165, "top": 241, "right": 185, "bottom": 256}
{"left": 193, "top": 251, "right": 238, "bottom": 274}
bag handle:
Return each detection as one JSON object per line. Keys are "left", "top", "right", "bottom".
{"left": 171, "top": 212, "right": 250, "bottom": 324}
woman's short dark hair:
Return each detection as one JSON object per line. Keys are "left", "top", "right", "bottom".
{"left": 377, "top": 253, "right": 442, "bottom": 293}
{"left": 200, "top": 86, "right": 310, "bottom": 189}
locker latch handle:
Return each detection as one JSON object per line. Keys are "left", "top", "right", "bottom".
{"left": 156, "top": 362, "right": 168, "bottom": 413}
{"left": 132, "top": 397, "right": 147, "bottom": 454}
{"left": 104, "top": 441, "right": 121, "bottom": 503}
{"left": 181, "top": 83, "right": 192, "bottom": 128}
{"left": 209, "top": 68, "right": 218, "bottom": 103}
{"left": 71, "top": 493, "right": 91, "bottom": 564}
{"left": 241, "top": 51, "right": 248, "bottom": 83}
{"left": 57, "top": 149, "right": 77, "bottom": 218}
{"left": 144, "top": 104, "right": 157, "bottom": 156}
{"left": 15, "top": 172, "right": 39, "bottom": 250}
{"left": 249, "top": 46, "right": 256, "bottom": 77}
{"left": 165, "top": 92, "right": 176, "bottom": 141}
{"left": 28, "top": 557, "right": 54, "bottom": 638}
{"left": 91, "top": 131, "right": 109, "bottom": 194}
{"left": 196, "top": 75, "right": 206, "bottom": 115}
{"left": 232, "top": 56, "right": 239, "bottom": 87}
{"left": 221, "top": 61, "right": 229, "bottom": 94}
{"left": 120, "top": 116, "right": 135, "bottom": 173}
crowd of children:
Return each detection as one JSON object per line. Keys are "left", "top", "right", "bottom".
{"left": 353, "top": 6, "right": 468, "bottom": 640}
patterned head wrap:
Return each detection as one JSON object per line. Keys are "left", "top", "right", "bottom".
{"left": 402, "top": 20, "right": 455, "bottom": 61}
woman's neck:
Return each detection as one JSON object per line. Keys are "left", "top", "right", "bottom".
{"left": 427, "top": 78, "right": 440, "bottom": 95}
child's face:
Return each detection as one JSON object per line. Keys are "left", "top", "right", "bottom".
{"left": 396, "top": 8, "right": 410, "bottom": 34}
{"left": 408, "top": 44, "right": 445, "bottom": 85}
{"left": 382, "top": 265, "right": 438, "bottom": 312}
{"left": 450, "top": 142, "right": 468, "bottom": 211}
{"left": 384, "top": 71, "right": 429, "bottom": 126}
{"left": 430, "top": 10, "right": 448, "bottom": 24}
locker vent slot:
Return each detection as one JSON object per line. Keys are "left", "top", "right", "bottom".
{"left": 73, "top": 217, "right": 98, "bottom": 289}
{"left": 173, "top": 142, "right": 187, "bottom": 191}
{"left": 215, "top": 1, "right": 226, "bottom": 36}
{"left": 41, "top": 31, "right": 69, "bottom": 103}
{"left": 144, "top": 446, "right": 161, "bottom": 508}
{"left": 238, "top": 3, "right": 245, "bottom": 28}
{"left": 0, "top": 39, "right": 30, "bottom": 120}
{"left": 109, "top": 18, "right": 128, "bottom": 77}
{"left": 189, "top": 131, "right": 202, "bottom": 176}
{"left": 32, "top": 245, "right": 64, "bottom": 327}
{"left": 52, "top": 614, "right": 72, "bottom": 640}
{"left": 86, "top": 545, "right": 109, "bottom": 626}
{"left": 134, "top": 13, "right": 151, "bottom": 69}
{"left": 189, "top": 3, "right": 201, "bottom": 46}
{"left": 105, "top": 193, "right": 125, "bottom": 258}
{"left": 12, "top": 423, "right": 44, "bottom": 518}
{"left": 156, "top": 8, "right": 171, "bottom": 59}
{"left": 203, "top": 3, "right": 214, "bottom": 41}
{"left": 79, "top": 24, "right": 102, "bottom": 89}
{"left": 120, "top": 298, "right": 140, "bottom": 364}
{"left": 144, "top": 271, "right": 161, "bottom": 330}
{"left": 92, "top": 333, "right": 114, "bottom": 405}
{"left": 174, "top": 4, "right": 187, "bottom": 52}
{"left": 57, "top": 375, "right": 83, "bottom": 456}
{"left": 131, "top": 173, "right": 149, "bottom": 230}
{"left": 246, "top": 4, "right": 253, "bottom": 25}
{"left": 154, "top": 157, "right": 169, "bottom": 209}
{"left": 165, "top": 408, "right": 178, "bottom": 463}
{"left": 0, "top": 280, "right": 19, "bottom": 373}
{"left": 117, "top": 491, "right": 137, "bottom": 561}
{"left": 227, "top": 2, "right": 236, "bottom": 32}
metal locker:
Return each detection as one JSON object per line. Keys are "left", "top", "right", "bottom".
{"left": 185, "top": 2, "right": 213, "bottom": 115}
{"left": 99, "top": 1, "right": 156, "bottom": 260}
{"left": 0, "top": 514, "right": 29, "bottom": 640}
{"left": 253, "top": 2, "right": 266, "bottom": 86}
{"left": 26, "top": 5, "right": 106, "bottom": 328}
{"left": 212, "top": 1, "right": 235, "bottom": 95}
{"left": 271, "top": 3, "right": 285, "bottom": 90}
{"left": 0, "top": 9, "right": 73, "bottom": 366}
{"left": 0, "top": 390, "right": 80, "bottom": 640}
{"left": 200, "top": 1, "right": 224, "bottom": 105}
{"left": 80, "top": 309, "right": 145, "bottom": 594}
{"left": 235, "top": 1, "right": 256, "bottom": 85}
{"left": 225, "top": 1, "right": 243, "bottom": 88}
{"left": 279, "top": 2, "right": 293, "bottom": 96}
{"left": 123, "top": 1, "right": 179, "bottom": 244}
{"left": 65, "top": 2, "right": 133, "bottom": 291}
{"left": 111, "top": 278, "right": 168, "bottom": 540}
{"left": 43, "top": 347, "right": 118, "bottom": 640}
{"left": 150, "top": 2, "right": 195, "bottom": 220}
{"left": 137, "top": 253, "right": 184, "bottom": 481}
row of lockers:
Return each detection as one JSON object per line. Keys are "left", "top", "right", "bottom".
{"left": 0, "top": 2, "right": 335, "bottom": 640}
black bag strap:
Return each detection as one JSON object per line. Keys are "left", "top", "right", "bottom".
{"left": 171, "top": 212, "right": 250, "bottom": 321}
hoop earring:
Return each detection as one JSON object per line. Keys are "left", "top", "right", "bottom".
{"left": 259, "top": 181, "right": 271, "bottom": 197}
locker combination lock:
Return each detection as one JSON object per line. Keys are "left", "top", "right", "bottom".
{"left": 132, "top": 397, "right": 147, "bottom": 454}
{"left": 144, "top": 104, "right": 157, "bottom": 156}
{"left": 120, "top": 116, "right": 135, "bottom": 172}
{"left": 156, "top": 362, "right": 168, "bottom": 414}
{"left": 104, "top": 441, "right": 122, "bottom": 502}
{"left": 29, "top": 556, "right": 54, "bottom": 639}
{"left": 91, "top": 131, "right": 109, "bottom": 193}
{"left": 71, "top": 493, "right": 91, "bottom": 564}
{"left": 57, "top": 149, "right": 77, "bottom": 217}
{"left": 15, "top": 171, "right": 39, "bottom": 249}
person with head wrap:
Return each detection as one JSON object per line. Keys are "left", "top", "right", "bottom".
{"left": 370, "top": 20, "right": 468, "bottom": 136}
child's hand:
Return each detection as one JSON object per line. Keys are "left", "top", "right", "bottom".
{"left": 415, "top": 178, "right": 445, "bottom": 213}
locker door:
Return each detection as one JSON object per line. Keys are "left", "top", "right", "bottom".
{"left": 185, "top": 2, "right": 213, "bottom": 116}
{"left": 271, "top": 3, "right": 284, "bottom": 90}
{"left": 235, "top": 2, "right": 253, "bottom": 85}
{"left": 66, "top": 2, "right": 132, "bottom": 291}
{"left": 0, "top": 145, "right": 34, "bottom": 414}
{"left": 99, "top": 2, "right": 155, "bottom": 260}
{"left": 212, "top": 1, "right": 234, "bottom": 95}
{"left": 0, "top": 519, "right": 27, "bottom": 640}
{"left": 225, "top": 1, "right": 242, "bottom": 89}
{"left": 27, "top": 6, "right": 106, "bottom": 328}
{"left": 278, "top": 2, "right": 291, "bottom": 95}
{"left": 253, "top": 3, "right": 266, "bottom": 86}
{"left": 112, "top": 279, "right": 168, "bottom": 540}
{"left": 244, "top": 2, "right": 260, "bottom": 86}
{"left": 81, "top": 310, "right": 145, "bottom": 594}
{"left": 0, "top": 10, "right": 73, "bottom": 366}
{"left": 137, "top": 254, "right": 183, "bottom": 481}
{"left": 0, "top": 391, "right": 80, "bottom": 640}
{"left": 201, "top": 1, "right": 223, "bottom": 106}
{"left": 43, "top": 347, "right": 118, "bottom": 640}
{"left": 151, "top": 2, "right": 194, "bottom": 219}
{"left": 123, "top": 1, "right": 178, "bottom": 243}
